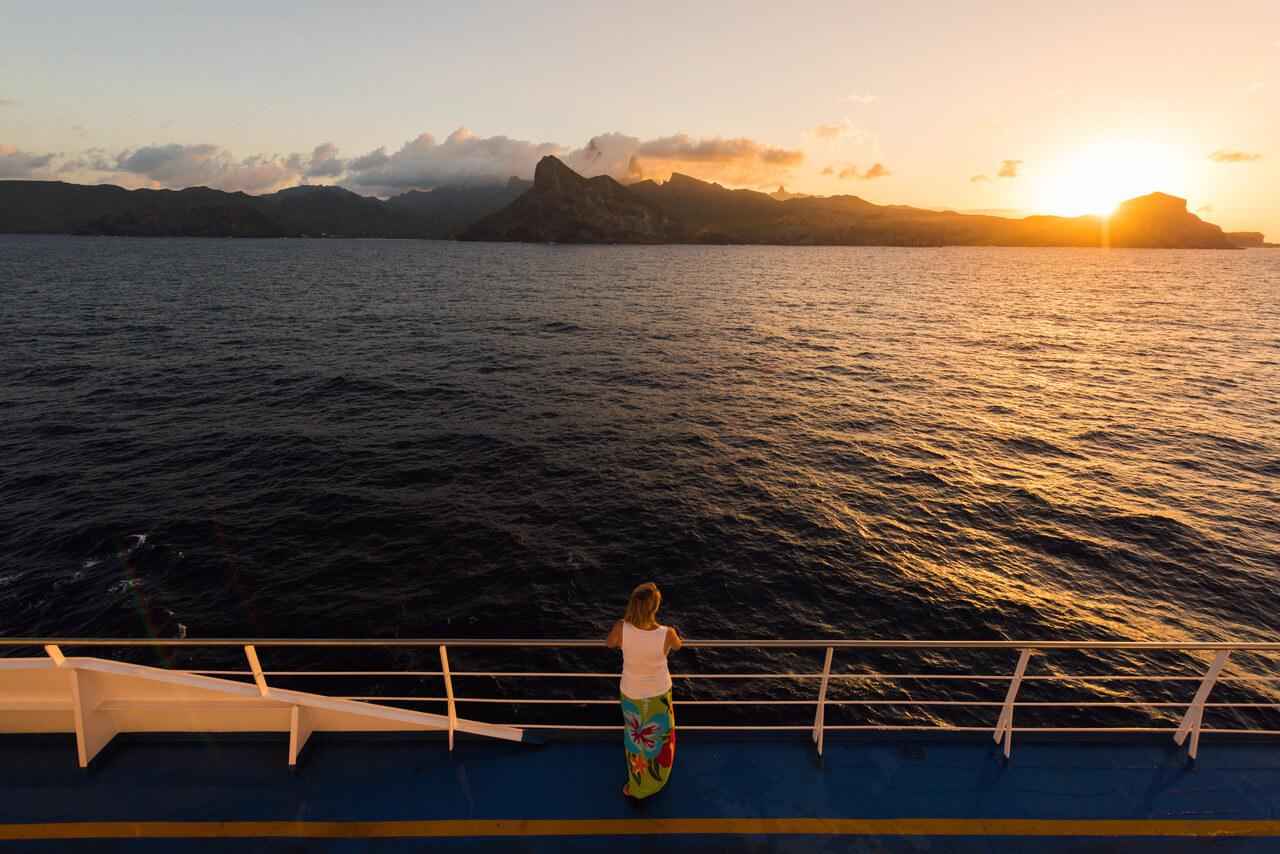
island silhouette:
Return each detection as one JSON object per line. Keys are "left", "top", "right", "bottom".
{"left": 1, "top": 156, "right": 1270, "bottom": 248}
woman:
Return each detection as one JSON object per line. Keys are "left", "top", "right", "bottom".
{"left": 606, "top": 582, "right": 682, "bottom": 800}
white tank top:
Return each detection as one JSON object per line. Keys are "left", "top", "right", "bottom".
{"left": 620, "top": 622, "right": 672, "bottom": 698}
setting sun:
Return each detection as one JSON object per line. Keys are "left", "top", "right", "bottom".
{"left": 1036, "top": 142, "right": 1186, "bottom": 217}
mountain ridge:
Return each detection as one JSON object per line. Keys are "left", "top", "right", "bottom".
{"left": 451, "top": 156, "right": 735, "bottom": 244}
{"left": 0, "top": 161, "right": 1271, "bottom": 247}
{"left": 625, "top": 168, "right": 1246, "bottom": 248}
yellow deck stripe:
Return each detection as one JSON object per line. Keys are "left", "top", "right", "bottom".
{"left": 2, "top": 819, "right": 1280, "bottom": 839}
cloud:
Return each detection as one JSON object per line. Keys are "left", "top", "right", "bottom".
{"left": 635, "top": 133, "right": 802, "bottom": 165}
{"left": 562, "top": 131, "right": 804, "bottom": 187}
{"left": 303, "top": 142, "right": 346, "bottom": 177}
{"left": 116, "top": 143, "right": 217, "bottom": 176}
{"left": 0, "top": 146, "right": 56, "bottom": 178}
{"left": 111, "top": 143, "right": 303, "bottom": 193}
{"left": 1205, "top": 149, "right": 1264, "bottom": 164}
{"left": 344, "top": 127, "right": 563, "bottom": 194}
{"left": 970, "top": 174, "right": 991, "bottom": 183}
{"left": 14, "top": 126, "right": 807, "bottom": 196}
{"left": 821, "top": 166, "right": 835, "bottom": 176}
{"left": 809, "top": 122, "right": 867, "bottom": 144}
{"left": 59, "top": 148, "right": 114, "bottom": 173}
{"left": 846, "top": 93, "right": 875, "bottom": 103}
{"left": 837, "top": 163, "right": 892, "bottom": 180}
{"left": 1197, "top": 204, "right": 1214, "bottom": 213}
{"left": 347, "top": 148, "right": 390, "bottom": 171}
{"left": 997, "top": 159, "right": 1023, "bottom": 178}
{"left": 88, "top": 149, "right": 113, "bottom": 170}
{"left": 560, "top": 131, "right": 636, "bottom": 178}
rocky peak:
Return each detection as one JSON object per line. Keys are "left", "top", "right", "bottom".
{"left": 453, "top": 156, "right": 724, "bottom": 244}
{"left": 533, "top": 156, "right": 585, "bottom": 190}
{"left": 1107, "top": 192, "right": 1235, "bottom": 248}
{"left": 666, "top": 172, "right": 709, "bottom": 189}
{"left": 771, "top": 185, "right": 813, "bottom": 201}
{"left": 1112, "top": 192, "right": 1188, "bottom": 218}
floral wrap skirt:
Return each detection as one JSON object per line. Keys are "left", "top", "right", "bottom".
{"left": 621, "top": 690, "right": 674, "bottom": 798}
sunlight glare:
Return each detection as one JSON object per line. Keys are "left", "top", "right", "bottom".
{"left": 1037, "top": 142, "right": 1183, "bottom": 217}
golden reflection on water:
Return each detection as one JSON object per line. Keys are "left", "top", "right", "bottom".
{"left": 666, "top": 246, "right": 1278, "bottom": 650}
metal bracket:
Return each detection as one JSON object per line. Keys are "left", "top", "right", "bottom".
{"left": 993, "top": 648, "right": 1033, "bottom": 758}
{"left": 1174, "top": 649, "right": 1230, "bottom": 760}
{"left": 812, "top": 647, "right": 834, "bottom": 755}
{"left": 440, "top": 645, "right": 457, "bottom": 751}
{"left": 244, "top": 645, "right": 269, "bottom": 697}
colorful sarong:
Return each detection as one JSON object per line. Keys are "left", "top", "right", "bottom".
{"left": 621, "top": 690, "right": 674, "bottom": 798}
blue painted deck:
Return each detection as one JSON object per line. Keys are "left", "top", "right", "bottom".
{"left": 3, "top": 733, "right": 1279, "bottom": 851}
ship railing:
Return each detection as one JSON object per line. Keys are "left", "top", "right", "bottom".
{"left": 3, "top": 638, "right": 1279, "bottom": 761}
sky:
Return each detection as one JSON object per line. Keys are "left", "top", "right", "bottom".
{"left": 2, "top": 0, "right": 1277, "bottom": 238}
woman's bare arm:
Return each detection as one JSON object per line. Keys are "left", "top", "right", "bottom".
{"left": 605, "top": 619, "right": 624, "bottom": 648}
{"left": 664, "top": 626, "right": 682, "bottom": 655}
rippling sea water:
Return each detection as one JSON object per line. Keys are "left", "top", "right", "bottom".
{"left": 1, "top": 235, "right": 1277, "bottom": 724}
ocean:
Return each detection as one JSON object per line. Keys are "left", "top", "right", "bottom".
{"left": 1, "top": 235, "right": 1277, "bottom": 727}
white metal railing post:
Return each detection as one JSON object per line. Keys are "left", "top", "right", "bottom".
{"left": 440, "top": 645, "right": 457, "bottom": 751}
{"left": 1174, "top": 649, "right": 1231, "bottom": 760}
{"left": 992, "top": 648, "right": 1033, "bottom": 758}
{"left": 812, "top": 647, "right": 834, "bottom": 755}
{"left": 244, "top": 645, "right": 269, "bottom": 697}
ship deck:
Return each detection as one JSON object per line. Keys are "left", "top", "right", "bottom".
{"left": 3, "top": 732, "right": 1280, "bottom": 852}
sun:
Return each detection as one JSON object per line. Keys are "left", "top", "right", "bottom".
{"left": 1035, "top": 141, "right": 1185, "bottom": 217}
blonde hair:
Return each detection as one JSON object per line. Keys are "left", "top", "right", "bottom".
{"left": 624, "top": 582, "right": 661, "bottom": 627}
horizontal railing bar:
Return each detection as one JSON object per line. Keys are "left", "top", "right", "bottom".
{"left": 981, "top": 727, "right": 1175, "bottom": 733}
{"left": 266, "top": 671, "right": 446, "bottom": 677}
{"left": 820, "top": 725, "right": 1175, "bottom": 733}
{"left": 509, "top": 725, "right": 1280, "bottom": 736}
{"left": 190, "top": 669, "right": 1280, "bottom": 683}
{"left": 820, "top": 725, "right": 993, "bottom": 732}
{"left": 178, "top": 669, "right": 1280, "bottom": 684}
{"left": 328, "top": 695, "right": 1280, "bottom": 710}
{"left": 186, "top": 671, "right": 449, "bottom": 678}
{"left": 455, "top": 672, "right": 613, "bottom": 678}
{"left": 5, "top": 638, "right": 1280, "bottom": 650}
{"left": 240, "top": 673, "right": 1280, "bottom": 685}
{"left": 664, "top": 726, "right": 816, "bottom": 731}
{"left": 342, "top": 697, "right": 836, "bottom": 705}
{"left": 1219, "top": 676, "right": 1280, "bottom": 682}
{"left": 488, "top": 673, "right": 1265, "bottom": 683}
{"left": 373, "top": 698, "right": 618, "bottom": 705}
